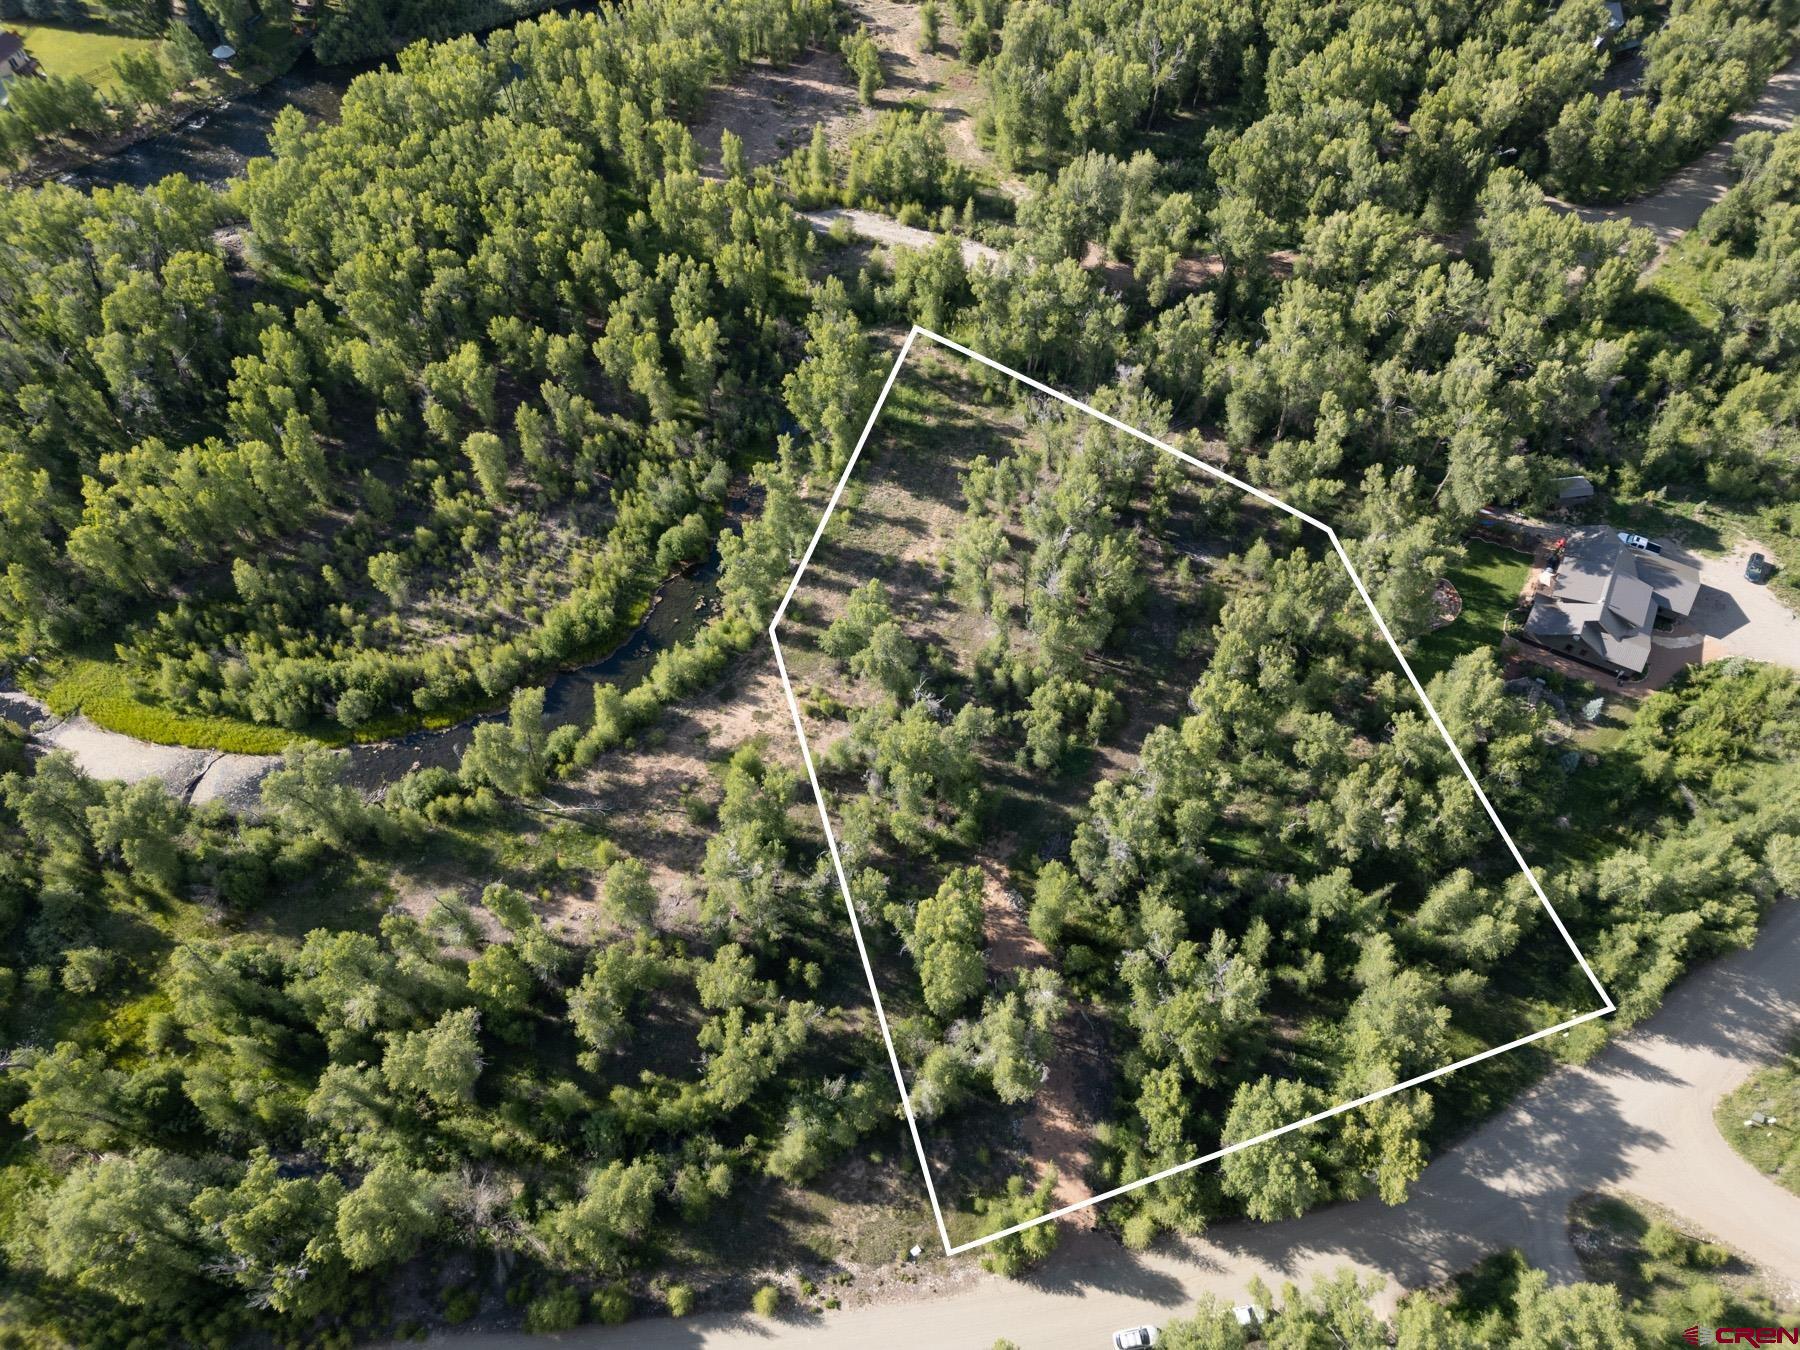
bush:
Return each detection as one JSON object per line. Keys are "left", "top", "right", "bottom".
{"left": 1693, "top": 1242, "right": 1732, "bottom": 1269}
{"left": 1643, "top": 1221, "right": 1689, "bottom": 1262}
{"left": 592, "top": 1282, "right": 632, "bottom": 1325}
{"left": 665, "top": 1284, "right": 696, "bottom": 1317}
{"left": 440, "top": 1286, "right": 480, "bottom": 1324}
{"left": 524, "top": 1285, "right": 582, "bottom": 1333}
{"left": 751, "top": 1284, "right": 782, "bottom": 1316}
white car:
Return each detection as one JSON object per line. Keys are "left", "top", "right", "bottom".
{"left": 1234, "top": 1304, "right": 1268, "bottom": 1337}
{"left": 1112, "top": 1327, "right": 1158, "bottom": 1349}
{"left": 1616, "top": 531, "right": 1662, "bottom": 554}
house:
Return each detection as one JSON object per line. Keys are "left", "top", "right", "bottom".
{"left": 0, "top": 31, "right": 39, "bottom": 105}
{"left": 1523, "top": 526, "right": 1701, "bottom": 677}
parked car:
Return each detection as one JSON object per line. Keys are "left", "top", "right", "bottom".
{"left": 1616, "top": 531, "right": 1663, "bottom": 553}
{"left": 1112, "top": 1327, "right": 1158, "bottom": 1349}
{"left": 1745, "top": 551, "right": 1772, "bottom": 584}
{"left": 1234, "top": 1304, "right": 1269, "bottom": 1339}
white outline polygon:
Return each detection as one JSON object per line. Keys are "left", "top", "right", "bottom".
{"left": 769, "top": 325, "right": 1614, "bottom": 1257}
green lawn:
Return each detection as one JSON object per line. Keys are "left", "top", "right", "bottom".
{"left": 13, "top": 22, "right": 159, "bottom": 92}
{"left": 38, "top": 657, "right": 324, "bottom": 755}
{"left": 1410, "top": 538, "right": 1534, "bottom": 682}
{"left": 1716, "top": 1044, "right": 1800, "bottom": 1196}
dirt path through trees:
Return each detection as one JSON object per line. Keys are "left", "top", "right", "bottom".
{"left": 977, "top": 854, "right": 1100, "bottom": 1225}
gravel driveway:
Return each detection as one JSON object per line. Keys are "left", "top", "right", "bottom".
{"left": 1549, "top": 54, "right": 1800, "bottom": 249}
{"left": 1688, "top": 541, "right": 1800, "bottom": 673}
{"left": 801, "top": 207, "right": 1002, "bottom": 270}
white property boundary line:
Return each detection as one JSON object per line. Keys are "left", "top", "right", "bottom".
{"left": 768, "top": 324, "right": 1615, "bottom": 1258}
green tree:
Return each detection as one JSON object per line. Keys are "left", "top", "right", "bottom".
{"left": 977, "top": 1173, "right": 1060, "bottom": 1277}
{"left": 335, "top": 1158, "right": 445, "bottom": 1270}
{"left": 843, "top": 26, "right": 884, "bottom": 105}
{"left": 192, "top": 1151, "right": 350, "bottom": 1320}
{"left": 911, "top": 866, "right": 986, "bottom": 1019}
{"left": 261, "top": 746, "right": 376, "bottom": 850}
{"left": 540, "top": 1159, "right": 662, "bottom": 1271}
{"left": 601, "top": 856, "right": 658, "bottom": 930}
{"left": 1219, "top": 1077, "right": 1325, "bottom": 1221}
{"left": 464, "top": 430, "right": 509, "bottom": 504}
{"left": 460, "top": 687, "right": 548, "bottom": 798}
{"left": 39, "top": 1151, "right": 208, "bottom": 1309}
{"left": 382, "top": 1006, "right": 484, "bottom": 1107}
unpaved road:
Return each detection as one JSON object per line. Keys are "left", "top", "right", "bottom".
{"left": 802, "top": 207, "right": 1002, "bottom": 269}
{"left": 423, "top": 902, "right": 1800, "bottom": 1349}
{"left": 1549, "top": 54, "right": 1800, "bottom": 247}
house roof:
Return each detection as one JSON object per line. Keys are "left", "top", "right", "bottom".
{"left": 0, "top": 32, "right": 26, "bottom": 62}
{"left": 1524, "top": 526, "right": 1702, "bottom": 674}
{"left": 1559, "top": 527, "right": 1701, "bottom": 617}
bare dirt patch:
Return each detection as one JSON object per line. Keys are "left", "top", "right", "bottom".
{"left": 547, "top": 656, "right": 796, "bottom": 933}
{"left": 977, "top": 853, "right": 1102, "bottom": 1224}
{"left": 693, "top": 48, "right": 871, "bottom": 172}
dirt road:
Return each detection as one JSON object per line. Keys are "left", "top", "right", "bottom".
{"left": 801, "top": 208, "right": 1003, "bottom": 270}
{"left": 422, "top": 901, "right": 1800, "bottom": 1348}
{"left": 1548, "top": 54, "right": 1800, "bottom": 248}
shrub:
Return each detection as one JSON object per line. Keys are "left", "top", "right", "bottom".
{"left": 592, "top": 1283, "right": 631, "bottom": 1325}
{"left": 524, "top": 1285, "right": 581, "bottom": 1333}
{"left": 1643, "top": 1221, "right": 1689, "bottom": 1262}
{"left": 1693, "top": 1242, "right": 1732, "bottom": 1269}
{"left": 751, "top": 1284, "right": 782, "bottom": 1316}
{"left": 665, "top": 1284, "right": 696, "bottom": 1317}
{"left": 440, "top": 1286, "right": 480, "bottom": 1324}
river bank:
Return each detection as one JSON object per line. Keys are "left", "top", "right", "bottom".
{"left": 0, "top": 557, "right": 723, "bottom": 808}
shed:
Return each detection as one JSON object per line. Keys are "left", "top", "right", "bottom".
{"left": 211, "top": 43, "right": 236, "bottom": 66}
{"left": 1554, "top": 474, "right": 1596, "bottom": 502}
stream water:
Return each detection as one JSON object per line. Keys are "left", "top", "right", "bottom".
{"left": 336, "top": 559, "right": 721, "bottom": 795}
{"left": 17, "top": 8, "right": 755, "bottom": 803}
{"left": 63, "top": 56, "right": 360, "bottom": 192}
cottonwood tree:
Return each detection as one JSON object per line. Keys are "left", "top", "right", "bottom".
{"left": 910, "top": 866, "right": 987, "bottom": 1019}
{"left": 540, "top": 1158, "right": 661, "bottom": 1271}
{"left": 191, "top": 1151, "right": 350, "bottom": 1320}
{"left": 601, "top": 856, "right": 658, "bottom": 930}
{"left": 38, "top": 1151, "right": 210, "bottom": 1310}
{"left": 1219, "top": 1077, "right": 1326, "bottom": 1221}
{"left": 335, "top": 1158, "right": 446, "bottom": 1270}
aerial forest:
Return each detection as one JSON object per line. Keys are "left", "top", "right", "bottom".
{"left": 0, "top": 0, "right": 1796, "bottom": 1342}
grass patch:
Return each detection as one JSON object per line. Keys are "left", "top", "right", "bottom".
{"left": 1568, "top": 1192, "right": 1795, "bottom": 1343}
{"left": 1410, "top": 538, "right": 1533, "bottom": 681}
{"left": 13, "top": 23, "right": 159, "bottom": 93}
{"left": 38, "top": 657, "right": 326, "bottom": 754}
{"left": 1716, "top": 1042, "right": 1800, "bottom": 1195}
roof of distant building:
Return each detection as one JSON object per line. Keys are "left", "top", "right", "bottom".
{"left": 1554, "top": 473, "right": 1596, "bottom": 501}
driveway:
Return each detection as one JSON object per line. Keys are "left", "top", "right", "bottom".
{"left": 1687, "top": 541, "right": 1800, "bottom": 673}
{"left": 1547, "top": 54, "right": 1800, "bottom": 250}
{"left": 419, "top": 902, "right": 1800, "bottom": 1349}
